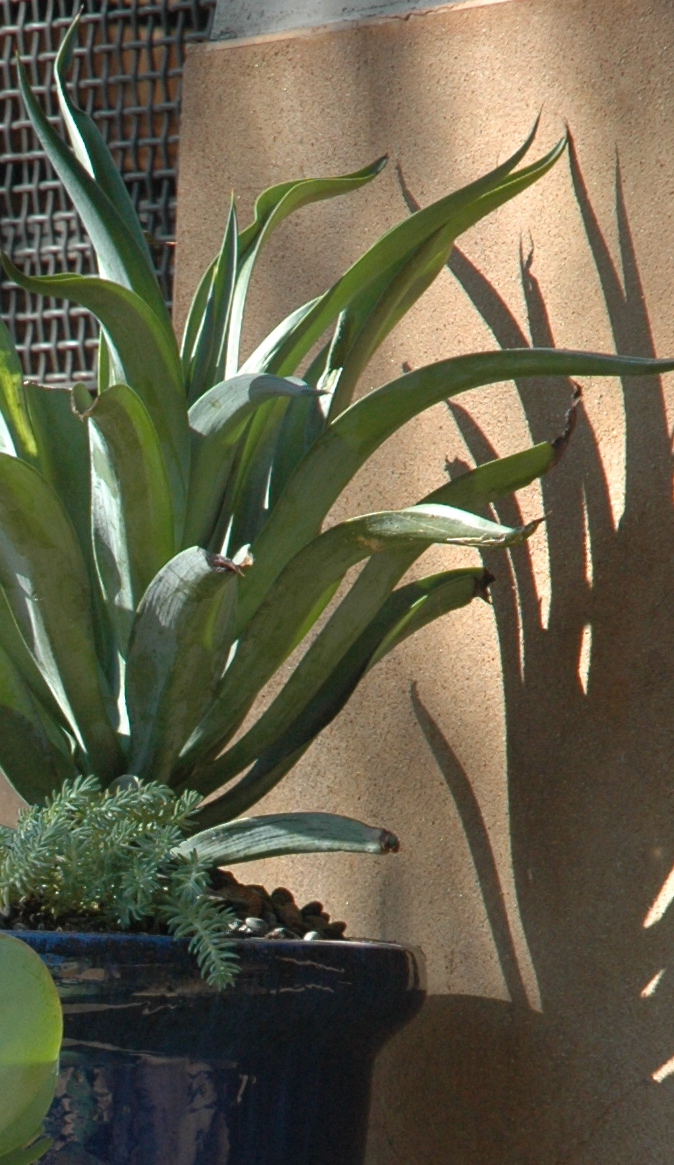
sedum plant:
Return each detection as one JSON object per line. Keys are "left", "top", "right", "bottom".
{"left": 0, "top": 776, "right": 240, "bottom": 987}
{"left": 0, "top": 15, "right": 673, "bottom": 953}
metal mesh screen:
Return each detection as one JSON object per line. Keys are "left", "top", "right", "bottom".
{"left": 0, "top": 0, "right": 215, "bottom": 384}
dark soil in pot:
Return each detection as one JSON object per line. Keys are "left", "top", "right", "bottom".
{"left": 1, "top": 869, "right": 349, "bottom": 941}
{"left": 22, "top": 929, "right": 425, "bottom": 1165}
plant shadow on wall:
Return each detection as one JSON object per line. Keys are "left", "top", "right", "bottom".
{"left": 368, "top": 143, "right": 674, "bottom": 1165}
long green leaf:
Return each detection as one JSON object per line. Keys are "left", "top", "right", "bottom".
{"left": 24, "top": 384, "right": 92, "bottom": 562}
{"left": 16, "top": 58, "right": 169, "bottom": 332}
{"left": 74, "top": 383, "right": 175, "bottom": 653}
{"left": 262, "top": 128, "right": 563, "bottom": 377}
{"left": 267, "top": 390, "right": 329, "bottom": 510}
{"left": 186, "top": 567, "right": 486, "bottom": 800}
{"left": 197, "top": 567, "right": 491, "bottom": 820}
{"left": 185, "top": 373, "right": 319, "bottom": 548}
{"left": 181, "top": 503, "right": 538, "bottom": 775}
{"left": 0, "top": 589, "right": 72, "bottom": 737}
{"left": 327, "top": 219, "right": 456, "bottom": 418}
{"left": 238, "top": 126, "right": 541, "bottom": 379}
{"left": 240, "top": 347, "right": 674, "bottom": 627}
{"left": 175, "top": 812, "right": 399, "bottom": 864}
{"left": 191, "top": 745, "right": 309, "bottom": 830}
{"left": 227, "top": 157, "right": 387, "bottom": 376}
{"left": 181, "top": 260, "right": 217, "bottom": 380}
{"left": 23, "top": 383, "right": 113, "bottom": 679}
{"left": 126, "top": 548, "right": 239, "bottom": 782}
{"left": 0, "top": 643, "right": 77, "bottom": 805}
{"left": 223, "top": 397, "right": 290, "bottom": 554}
{"left": 184, "top": 440, "right": 554, "bottom": 782}
{"left": 0, "top": 455, "right": 123, "bottom": 780}
{"left": 186, "top": 200, "right": 238, "bottom": 403}
{"left": 240, "top": 297, "right": 321, "bottom": 374}
{"left": 0, "top": 321, "right": 36, "bottom": 462}
{"left": 0, "top": 935, "right": 62, "bottom": 1158}
{"left": 1, "top": 258, "right": 188, "bottom": 529}
{"left": 54, "top": 17, "right": 155, "bottom": 271}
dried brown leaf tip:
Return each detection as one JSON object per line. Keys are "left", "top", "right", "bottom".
{"left": 207, "top": 552, "right": 254, "bottom": 577}
{"left": 551, "top": 382, "right": 583, "bottom": 466}
{"left": 477, "top": 570, "right": 495, "bottom": 603}
{"left": 381, "top": 830, "right": 400, "bottom": 853}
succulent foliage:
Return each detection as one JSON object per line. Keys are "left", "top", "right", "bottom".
{"left": 0, "top": 777, "right": 239, "bottom": 988}
{"left": 0, "top": 16, "right": 672, "bottom": 873}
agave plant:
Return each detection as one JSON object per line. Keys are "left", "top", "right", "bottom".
{"left": 0, "top": 17, "right": 672, "bottom": 875}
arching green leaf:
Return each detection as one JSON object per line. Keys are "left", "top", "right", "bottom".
{"left": 74, "top": 384, "right": 175, "bottom": 654}
{"left": 126, "top": 548, "right": 239, "bottom": 783}
{"left": 0, "top": 455, "right": 123, "bottom": 781}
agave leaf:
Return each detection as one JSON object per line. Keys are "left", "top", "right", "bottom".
{"left": 224, "top": 397, "right": 301, "bottom": 555}
{"left": 186, "top": 439, "right": 555, "bottom": 784}
{"left": 327, "top": 219, "right": 456, "bottom": 418}
{"left": 185, "top": 373, "right": 319, "bottom": 548}
{"left": 0, "top": 455, "right": 123, "bottom": 780}
{"left": 1, "top": 257, "right": 188, "bottom": 527}
{"left": 185, "top": 200, "right": 238, "bottom": 403}
{"left": 181, "top": 503, "right": 538, "bottom": 776}
{"left": 0, "top": 935, "right": 62, "bottom": 1158}
{"left": 227, "top": 157, "right": 387, "bottom": 376}
{"left": 191, "top": 746, "right": 310, "bottom": 830}
{"left": 238, "top": 124, "right": 540, "bottom": 380}
{"left": 267, "top": 390, "right": 329, "bottom": 511}
{"left": 0, "top": 321, "right": 37, "bottom": 462}
{"left": 264, "top": 128, "right": 563, "bottom": 377}
{"left": 23, "top": 384, "right": 92, "bottom": 559}
{"left": 126, "top": 548, "right": 240, "bottom": 783}
{"left": 240, "top": 297, "right": 321, "bottom": 375}
{"left": 175, "top": 812, "right": 399, "bottom": 865}
{"left": 240, "top": 347, "right": 674, "bottom": 627}
{"left": 0, "top": 589, "right": 72, "bottom": 737}
{"left": 98, "top": 332, "right": 112, "bottom": 392}
{"left": 54, "top": 16, "right": 154, "bottom": 271}
{"left": 0, "top": 643, "right": 77, "bottom": 805}
{"left": 23, "top": 383, "right": 114, "bottom": 679}
{"left": 181, "top": 260, "right": 217, "bottom": 381}
{"left": 186, "top": 568, "right": 487, "bottom": 801}
{"left": 16, "top": 58, "right": 169, "bottom": 333}
{"left": 73, "top": 384, "right": 175, "bottom": 653}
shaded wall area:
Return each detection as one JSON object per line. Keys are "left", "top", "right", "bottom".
{"left": 175, "top": 0, "right": 674, "bottom": 1159}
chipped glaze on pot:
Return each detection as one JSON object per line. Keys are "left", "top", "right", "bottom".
{"left": 21, "top": 931, "right": 425, "bottom": 1165}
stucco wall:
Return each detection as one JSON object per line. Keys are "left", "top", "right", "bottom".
{"left": 174, "top": 0, "right": 674, "bottom": 1159}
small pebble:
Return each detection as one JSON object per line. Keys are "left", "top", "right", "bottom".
{"left": 276, "top": 901, "right": 304, "bottom": 931}
{"left": 302, "top": 914, "right": 327, "bottom": 932}
{"left": 209, "top": 868, "right": 237, "bottom": 890}
{"left": 270, "top": 887, "right": 295, "bottom": 905}
{"left": 323, "top": 921, "right": 347, "bottom": 939}
{"left": 244, "top": 916, "right": 270, "bottom": 936}
{"left": 303, "top": 931, "right": 322, "bottom": 941}
{"left": 267, "top": 926, "right": 297, "bottom": 939}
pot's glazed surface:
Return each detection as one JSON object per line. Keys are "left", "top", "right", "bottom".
{"left": 22, "top": 932, "right": 425, "bottom": 1165}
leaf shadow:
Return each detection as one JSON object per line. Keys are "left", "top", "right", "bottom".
{"left": 372, "top": 145, "right": 674, "bottom": 1163}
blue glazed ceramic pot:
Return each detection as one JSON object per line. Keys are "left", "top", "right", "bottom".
{"left": 21, "top": 931, "right": 425, "bottom": 1165}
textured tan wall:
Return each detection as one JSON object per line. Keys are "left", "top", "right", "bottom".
{"left": 175, "top": 0, "right": 674, "bottom": 1160}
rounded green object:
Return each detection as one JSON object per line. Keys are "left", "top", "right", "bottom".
{"left": 0, "top": 933, "right": 62, "bottom": 1157}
